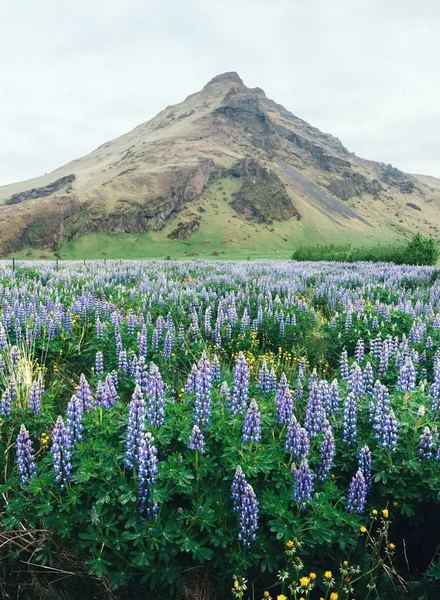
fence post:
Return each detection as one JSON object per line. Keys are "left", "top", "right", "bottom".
{"left": 12, "top": 258, "right": 15, "bottom": 272}
{"left": 56, "top": 259, "right": 59, "bottom": 272}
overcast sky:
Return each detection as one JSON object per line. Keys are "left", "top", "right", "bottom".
{"left": 0, "top": 0, "right": 439, "bottom": 186}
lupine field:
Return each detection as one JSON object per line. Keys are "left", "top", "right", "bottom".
{"left": 1, "top": 260, "right": 440, "bottom": 600}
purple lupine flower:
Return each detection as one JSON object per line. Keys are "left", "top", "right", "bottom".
{"left": 319, "top": 380, "right": 331, "bottom": 415}
{"left": 94, "top": 380, "right": 111, "bottom": 408}
{"left": 298, "top": 358, "right": 306, "bottom": 381}
{"left": 346, "top": 470, "right": 367, "bottom": 513}
{"left": 329, "top": 379, "right": 339, "bottom": 415}
{"left": 66, "top": 395, "right": 84, "bottom": 445}
{"left": 397, "top": 357, "right": 416, "bottom": 392}
{"left": 345, "top": 311, "right": 352, "bottom": 332}
{"left": 343, "top": 393, "right": 357, "bottom": 445}
{"left": 28, "top": 380, "right": 41, "bottom": 415}
{"left": 188, "top": 424, "right": 205, "bottom": 453}
{"left": 257, "top": 359, "right": 270, "bottom": 392}
{"left": 125, "top": 385, "right": 146, "bottom": 469}
{"left": 127, "top": 311, "right": 136, "bottom": 335}
{"left": 381, "top": 409, "right": 398, "bottom": 452}
{"left": 194, "top": 352, "right": 212, "bottom": 428}
{"left": 340, "top": 349, "right": 349, "bottom": 381}
{"left": 419, "top": 426, "right": 435, "bottom": 460}
{"left": 162, "top": 331, "right": 172, "bottom": 360}
{"left": 16, "top": 425, "right": 37, "bottom": 485}
{"left": 146, "top": 363, "right": 166, "bottom": 427}
{"left": 204, "top": 307, "right": 212, "bottom": 337}
{"left": 219, "top": 381, "right": 231, "bottom": 407}
{"left": 152, "top": 327, "right": 159, "bottom": 353}
{"left": 294, "top": 379, "right": 303, "bottom": 402}
{"left": 358, "top": 446, "right": 372, "bottom": 490}
{"left": 363, "top": 362, "right": 374, "bottom": 396}
{"left": 212, "top": 324, "right": 222, "bottom": 349}
{"left": 429, "top": 364, "right": 440, "bottom": 419}
{"left": 308, "top": 367, "right": 319, "bottom": 390}
{"left": 135, "top": 356, "right": 149, "bottom": 394}
{"left": 268, "top": 368, "right": 277, "bottom": 391}
{"left": 242, "top": 399, "right": 261, "bottom": 443}
{"left": 316, "top": 427, "right": 335, "bottom": 482}
{"left": 349, "top": 362, "right": 365, "bottom": 398}
{"left": 240, "top": 308, "right": 250, "bottom": 335}
{"left": 138, "top": 325, "right": 148, "bottom": 358}
{"left": 238, "top": 482, "right": 259, "bottom": 547}
{"left": 75, "top": 374, "right": 93, "bottom": 410}
{"left": 370, "top": 381, "right": 390, "bottom": 435}
{"left": 185, "top": 364, "right": 198, "bottom": 394}
{"left": 51, "top": 416, "right": 72, "bottom": 490}
{"left": 304, "top": 383, "right": 325, "bottom": 439}
{"left": 118, "top": 349, "right": 129, "bottom": 375}
{"left": 292, "top": 456, "right": 314, "bottom": 508}
{"left": 211, "top": 354, "right": 221, "bottom": 382}
{"left": 95, "top": 351, "right": 104, "bottom": 377}
{"left": 0, "top": 387, "right": 12, "bottom": 416}
{"left": 285, "top": 416, "right": 310, "bottom": 460}
{"left": 355, "top": 338, "right": 365, "bottom": 364}
{"left": 105, "top": 373, "right": 119, "bottom": 406}
{"left": 275, "top": 373, "right": 294, "bottom": 425}
{"left": 10, "top": 346, "right": 20, "bottom": 369}
{"left": 231, "top": 352, "right": 249, "bottom": 415}
{"left": 137, "top": 432, "right": 158, "bottom": 520}
{"left": 231, "top": 465, "right": 247, "bottom": 513}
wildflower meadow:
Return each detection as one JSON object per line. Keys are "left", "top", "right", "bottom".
{"left": 0, "top": 260, "right": 439, "bottom": 599}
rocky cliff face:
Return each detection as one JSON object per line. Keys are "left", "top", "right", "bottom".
{"left": 0, "top": 71, "right": 439, "bottom": 256}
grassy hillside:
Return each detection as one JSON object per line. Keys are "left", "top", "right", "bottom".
{"left": 7, "top": 177, "right": 405, "bottom": 261}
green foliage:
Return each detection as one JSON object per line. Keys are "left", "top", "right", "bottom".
{"left": 292, "top": 233, "right": 439, "bottom": 265}
{"left": 405, "top": 232, "right": 440, "bottom": 266}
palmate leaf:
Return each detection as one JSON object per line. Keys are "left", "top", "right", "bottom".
{"left": 130, "top": 549, "right": 152, "bottom": 567}
{"left": 86, "top": 553, "right": 112, "bottom": 578}
{"left": 268, "top": 517, "right": 290, "bottom": 540}
{"left": 306, "top": 518, "right": 336, "bottom": 545}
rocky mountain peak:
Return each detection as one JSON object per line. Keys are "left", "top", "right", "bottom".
{"left": 204, "top": 72, "right": 244, "bottom": 87}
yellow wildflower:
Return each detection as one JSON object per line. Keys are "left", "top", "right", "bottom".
{"left": 324, "top": 571, "right": 332, "bottom": 580}
{"left": 299, "top": 576, "right": 310, "bottom": 588}
{"left": 382, "top": 509, "right": 389, "bottom": 518}
{"left": 360, "top": 526, "right": 367, "bottom": 533}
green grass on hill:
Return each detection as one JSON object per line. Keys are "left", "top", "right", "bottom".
{"left": 7, "top": 177, "right": 405, "bottom": 261}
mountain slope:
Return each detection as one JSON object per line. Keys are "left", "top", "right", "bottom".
{"left": 1, "top": 71, "right": 439, "bottom": 258}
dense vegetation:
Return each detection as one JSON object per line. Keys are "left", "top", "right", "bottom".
{"left": 291, "top": 233, "right": 440, "bottom": 265}
{"left": 0, "top": 260, "right": 440, "bottom": 599}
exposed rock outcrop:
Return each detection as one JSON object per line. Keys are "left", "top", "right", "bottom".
{"left": 5, "top": 175, "right": 75, "bottom": 205}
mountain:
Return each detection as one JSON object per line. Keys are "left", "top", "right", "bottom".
{"left": 1, "top": 71, "right": 439, "bottom": 258}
